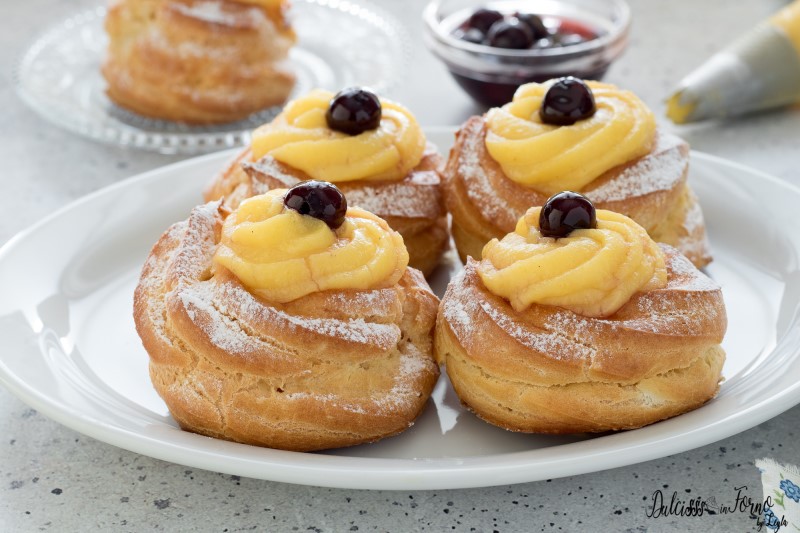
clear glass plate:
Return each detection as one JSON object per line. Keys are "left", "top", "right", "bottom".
{"left": 1, "top": 129, "right": 799, "bottom": 490}
{"left": 14, "top": 0, "right": 410, "bottom": 154}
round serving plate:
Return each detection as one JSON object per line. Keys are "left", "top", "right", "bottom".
{"left": 0, "top": 129, "right": 798, "bottom": 489}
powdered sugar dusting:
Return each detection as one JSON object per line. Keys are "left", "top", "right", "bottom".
{"left": 478, "top": 300, "right": 595, "bottom": 361}
{"left": 372, "top": 351, "right": 431, "bottom": 412}
{"left": 178, "top": 281, "right": 258, "bottom": 355}
{"left": 146, "top": 30, "right": 240, "bottom": 61}
{"left": 672, "top": 198, "right": 711, "bottom": 261}
{"left": 442, "top": 252, "right": 724, "bottom": 367}
{"left": 284, "top": 352, "right": 432, "bottom": 416}
{"left": 245, "top": 156, "right": 299, "bottom": 192}
{"left": 326, "top": 289, "right": 393, "bottom": 311}
{"left": 441, "top": 271, "right": 470, "bottom": 329}
{"left": 661, "top": 246, "right": 719, "bottom": 292}
{"left": 165, "top": 202, "right": 220, "bottom": 284}
{"left": 616, "top": 291, "right": 721, "bottom": 335}
{"left": 138, "top": 203, "right": 221, "bottom": 347}
{"left": 442, "top": 269, "right": 594, "bottom": 362}
{"left": 457, "top": 124, "right": 506, "bottom": 223}
{"left": 543, "top": 249, "right": 722, "bottom": 336}
{"left": 285, "top": 392, "right": 368, "bottom": 415}
{"left": 287, "top": 315, "right": 394, "bottom": 346}
{"left": 345, "top": 173, "right": 442, "bottom": 219}
{"left": 179, "top": 277, "right": 402, "bottom": 351}
{"left": 587, "top": 138, "right": 687, "bottom": 203}
{"left": 171, "top": 0, "right": 266, "bottom": 27}
{"left": 246, "top": 157, "right": 443, "bottom": 219}
{"left": 138, "top": 226, "right": 184, "bottom": 346}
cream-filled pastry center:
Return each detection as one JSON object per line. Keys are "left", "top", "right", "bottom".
{"left": 214, "top": 189, "right": 409, "bottom": 302}
{"left": 478, "top": 207, "right": 667, "bottom": 317}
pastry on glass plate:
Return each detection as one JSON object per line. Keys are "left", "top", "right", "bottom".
{"left": 103, "top": 0, "right": 296, "bottom": 124}
{"left": 134, "top": 182, "right": 440, "bottom": 451}
{"left": 435, "top": 192, "right": 727, "bottom": 433}
{"left": 204, "top": 87, "right": 449, "bottom": 276}
{"left": 443, "top": 77, "right": 711, "bottom": 268}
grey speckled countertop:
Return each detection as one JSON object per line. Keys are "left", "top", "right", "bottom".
{"left": 2, "top": 0, "right": 800, "bottom": 531}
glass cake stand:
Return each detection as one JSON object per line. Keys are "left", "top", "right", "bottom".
{"left": 14, "top": 0, "right": 410, "bottom": 154}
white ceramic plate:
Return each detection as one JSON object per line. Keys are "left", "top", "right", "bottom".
{"left": 1, "top": 129, "right": 799, "bottom": 490}
{"left": 14, "top": 0, "right": 409, "bottom": 154}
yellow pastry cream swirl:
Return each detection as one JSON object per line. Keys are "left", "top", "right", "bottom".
{"left": 213, "top": 189, "right": 409, "bottom": 303}
{"left": 250, "top": 89, "right": 426, "bottom": 183}
{"left": 484, "top": 81, "right": 657, "bottom": 195}
{"left": 477, "top": 207, "right": 667, "bottom": 318}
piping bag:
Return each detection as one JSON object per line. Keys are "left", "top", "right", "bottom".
{"left": 666, "top": 1, "right": 800, "bottom": 123}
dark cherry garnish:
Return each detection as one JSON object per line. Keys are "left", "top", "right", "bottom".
{"left": 284, "top": 181, "right": 348, "bottom": 230}
{"left": 325, "top": 87, "right": 382, "bottom": 136}
{"left": 486, "top": 18, "right": 534, "bottom": 49}
{"left": 468, "top": 8, "right": 504, "bottom": 34}
{"left": 539, "top": 191, "right": 596, "bottom": 238}
{"left": 515, "top": 12, "right": 548, "bottom": 40}
{"left": 539, "top": 77, "right": 596, "bottom": 126}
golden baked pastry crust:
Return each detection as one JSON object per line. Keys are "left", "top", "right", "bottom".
{"left": 435, "top": 246, "right": 726, "bottom": 433}
{"left": 204, "top": 144, "right": 450, "bottom": 276}
{"left": 134, "top": 201, "right": 440, "bottom": 451}
{"left": 443, "top": 116, "right": 712, "bottom": 268}
{"left": 103, "top": 0, "right": 296, "bottom": 124}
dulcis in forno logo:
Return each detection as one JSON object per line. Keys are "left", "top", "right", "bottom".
{"left": 643, "top": 458, "right": 800, "bottom": 531}
{"left": 645, "top": 486, "right": 789, "bottom": 530}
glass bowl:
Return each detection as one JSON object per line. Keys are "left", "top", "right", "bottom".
{"left": 423, "top": 0, "right": 631, "bottom": 107}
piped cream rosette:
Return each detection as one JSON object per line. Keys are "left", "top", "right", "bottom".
{"left": 484, "top": 81, "right": 656, "bottom": 195}
{"left": 213, "top": 189, "right": 409, "bottom": 303}
{"left": 250, "top": 89, "right": 427, "bottom": 183}
{"left": 477, "top": 206, "right": 667, "bottom": 317}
